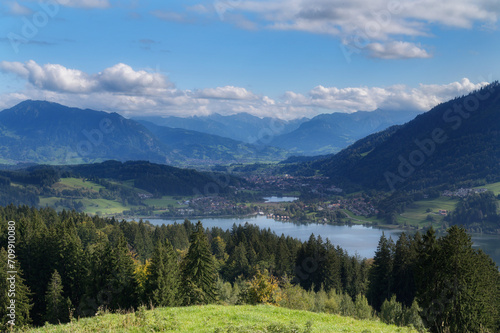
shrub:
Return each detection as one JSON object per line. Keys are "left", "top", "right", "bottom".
{"left": 354, "top": 295, "right": 373, "bottom": 320}
{"left": 380, "top": 296, "right": 403, "bottom": 325}
{"left": 339, "top": 293, "right": 355, "bottom": 317}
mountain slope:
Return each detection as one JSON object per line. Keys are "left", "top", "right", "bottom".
{"left": 65, "top": 160, "right": 242, "bottom": 196}
{"left": 0, "top": 100, "right": 170, "bottom": 164}
{"left": 133, "top": 113, "right": 308, "bottom": 143}
{"left": 0, "top": 101, "right": 288, "bottom": 166}
{"left": 308, "top": 82, "right": 500, "bottom": 191}
{"left": 270, "top": 109, "right": 422, "bottom": 155}
{"left": 137, "top": 120, "right": 289, "bottom": 164}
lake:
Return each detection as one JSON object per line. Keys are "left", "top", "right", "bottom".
{"left": 142, "top": 215, "right": 500, "bottom": 267}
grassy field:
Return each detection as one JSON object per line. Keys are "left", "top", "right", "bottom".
{"left": 143, "top": 196, "right": 188, "bottom": 209}
{"left": 39, "top": 196, "right": 131, "bottom": 216}
{"left": 55, "top": 178, "right": 105, "bottom": 192}
{"left": 78, "top": 198, "right": 131, "bottom": 215}
{"left": 478, "top": 181, "right": 500, "bottom": 195}
{"left": 27, "top": 305, "right": 420, "bottom": 333}
{"left": 342, "top": 196, "right": 460, "bottom": 228}
{"left": 397, "top": 197, "right": 459, "bottom": 227}
{"left": 342, "top": 210, "right": 382, "bottom": 225}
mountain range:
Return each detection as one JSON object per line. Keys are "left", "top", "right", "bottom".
{"left": 294, "top": 82, "right": 500, "bottom": 192}
{"left": 269, "top": 109, "right": 422, "bottom": 155}
{"left": 0, "top": 100, "right": 420, "bottom": 166}
{"left": 0, "top": 101, "right": 288, "bottom": 166}
{"left": 135, "top": 109, "right": 421, "bottom": 156}
{"left": 132, "top": 113, "right": 308, "bottom": 144}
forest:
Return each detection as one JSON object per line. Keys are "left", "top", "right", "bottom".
{"left": 0, "top": 206, "right": 499, "bottom": 332}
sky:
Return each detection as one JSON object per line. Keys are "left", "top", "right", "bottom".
{"left": 0, "top": 0, "right": 499, "bottom": 120}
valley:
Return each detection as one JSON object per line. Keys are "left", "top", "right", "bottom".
{"left": 1, "top": 86, "right": 500, "bottom": 333}
{"left": 2, "top": 2, "right": 500, "bottom": 331}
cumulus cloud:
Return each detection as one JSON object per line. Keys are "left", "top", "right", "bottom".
{"left": 282, "top": 79, "right": 489, "bottom": 114}
{"left": 0, "top": 60, "right": 172, "bottom": 94}
{"left": 0, "top": 60, "right": 489, "bottom": 119}
{"left": 196, "top": 86, "right": 257, "bottom": 100}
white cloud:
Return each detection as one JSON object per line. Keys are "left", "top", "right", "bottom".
{"left": 57, "top": 0, "right": 110, "bottom": 9}
{"left": 0, "top": 60, "right": 489, "bottom": 119}
{"left": 365, "top": 41, "right": 431, "bottom": 59}
{"left": 197, "top": 0, "right": 500, "bottom": 59}
{"left": 97, "top": 63, "right": 173, "bottom": 93}
{"left": 196, "top": 86, "right": 257, "bottom": 100}
{"left": 8, "top": 2, "right": 33, "bottom": 15}
{"left": 0, "top": 60, "right": 171, "bottom": 94}
{"left": 282, "top": 79, "right": 489, "bottom": 114}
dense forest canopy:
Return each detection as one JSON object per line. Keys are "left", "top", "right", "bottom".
{"left": 0, "top": 206, "right": 499, "bottom": 332}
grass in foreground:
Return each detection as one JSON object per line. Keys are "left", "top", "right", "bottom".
{"left": 28, "top": 305, "right": 420, "bottom": 333}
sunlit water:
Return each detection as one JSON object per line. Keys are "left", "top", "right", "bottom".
{"left": 139, "top": 215, "right": 500, "bottom": 267}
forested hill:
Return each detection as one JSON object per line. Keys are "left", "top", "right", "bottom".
{"left": 66, "top": 160, "right": 243, "bottom": 195}
{"left": 0, "top": 160, "right": 243, "bottom": 201}
{"left": 0, "top": 100, "right": 170, "bottom": 164}
{"left": 302, "top": 82, "right": 500, "bottom": 192}
{"left": 0, "top": 100, "right": 288, "bottom": 166}
{"left": 137, "top": 119, "right": 288, "bottom": 164}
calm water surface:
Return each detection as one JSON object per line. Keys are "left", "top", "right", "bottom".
{"left": 144, "top": 216, "right": 402, "bottom": 259}
{"left": 142, "top": 215, "right": 500, "bottom": 267}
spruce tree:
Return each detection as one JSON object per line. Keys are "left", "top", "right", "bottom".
{"left": 367, "top": 233, "right": 394, "bottom": 311}
{"left": 417, "top": 226, "right": 500, "bottom": 332}
{"left": 146, "top": 239, "right": 180, "bottom": 307}
{"left": 181, "top": 221, "right": 218, "bottom": 305}
{"left": 52, "top": 217, "right": 85, "bottom": 309}
{"left": 224, "top": 242, "right": 249, "bottom": 281}
{"left": 322, "top": 241, "right": 341, "bottom": 293}
{"left": 392, "top": 232, "right": 417, "bottom": 307}
{"left": 107, "top": 231, "right": 138, "bottom": 310}
{"left": 45, "top": 270, "right": 72, "bottom": 324}
{"left": 275, "top": 235, "right": 292, "bottom": 277}
{"left": 0, "top": 248, "right": 33, "bottom": 330}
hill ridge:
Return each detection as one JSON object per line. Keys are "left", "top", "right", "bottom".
{"left": 302, "top": 82, "right": 500, "bottom": 191}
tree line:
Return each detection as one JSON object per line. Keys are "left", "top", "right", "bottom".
{"left": 368, "top": 227, "right": 500, "bottom": 332}
{"left": 0, "top": 205, "right": 499, "bottom": 332}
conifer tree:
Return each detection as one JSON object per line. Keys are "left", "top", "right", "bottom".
{"left": 45, "top": 270, "right": 72, "bottom": 324}
{"left": 417, "top": 226, "right": 500, "bottom": 332}
{"left": 392, "top": 232, "right": 417, "bottom": 307}
{"left": 0, "top": 248, "right": 33, "bottom": 330}
{"left": 106, "top": 231, "right": 138, "bottom": 310}
{"left": 146, "top": 239, "right": 180, "bottom": 307}
{"left": 181, "top": 221, "right": 218, "bottom": 305}
{"left": 367, "top": 233, "right": 394, "bottom": 311}
{"left": 275, "top": 235, "right": 292, "bottom": 276}
{"left": 52, "top": 217, "right": 85, "bottom": 308}
{"left": 224, "top": 242, "right": 249, "bottom": 281}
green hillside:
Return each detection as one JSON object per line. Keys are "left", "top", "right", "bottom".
{"left": 27, "top": 305, "right": 420, "bottom": 333}
{"left": 299, "top": 82, "right": 500, "bottom": 192}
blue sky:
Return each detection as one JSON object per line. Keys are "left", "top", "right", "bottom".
{"left": 0, "top": 0, "right": 499, "bottom": 119}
